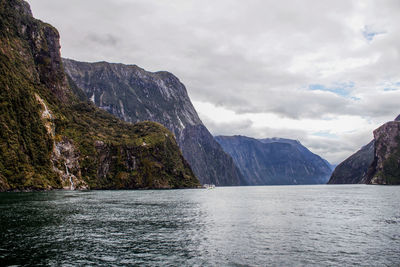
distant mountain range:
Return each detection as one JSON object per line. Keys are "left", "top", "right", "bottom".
{"left": 63, "top": 59, "right": 246, "bottom": 186}
{"left": 328, "top": 115, "right": 400, "bottom": 185}
{"left": 215, "top": 136, "right": 333, "bottom": 185}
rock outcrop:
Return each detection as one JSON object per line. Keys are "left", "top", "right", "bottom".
{"left": 215, "top": 136, "right": 333, "bottom": 185}
{"left": 363, "top": 120, "right": 400, "bottom": 184}
{"left": 328, "top": 115, "right": 400, "bottom": 185}
{"left": 328, "top": 141, "right": 374, "bottom": 184}
{"left": 63, "top": 59, "right": 246, "bottom": 186}
{"left": 0, "top": 0, "right": 199, "bottom": 190}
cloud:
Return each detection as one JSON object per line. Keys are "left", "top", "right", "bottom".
{"left": 85, "top": 34, "right": 118, "bottom": 47}
{"left": 27, "top": 0, "right": 400, "bottom": 163}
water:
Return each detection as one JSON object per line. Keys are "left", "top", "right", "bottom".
{"left": 0, "top": 185, "right": 399, "bottom": 266}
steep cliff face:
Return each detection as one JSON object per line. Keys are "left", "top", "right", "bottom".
{"left": 0, "top": 0, "right": 199, "bottom": 190}
{"left": 180, "top": 125, "right": 247, "bottom": 185}
{"left": 364, "top": 121, "right": 400, "bottom": 185}
{"left": 215, "top": 136, "right": 332, "bottom": 185}
{"left": 329, "top": 115, "right": 400, "bottom": 185}
{"left": 327, "top": 141, "right": 374, "bottom": 184}
{"left": 63, "top": 59, "right": 202, "bottom": 134}
{"left": 63, "top": 59, "right": 245, "bottom": 186}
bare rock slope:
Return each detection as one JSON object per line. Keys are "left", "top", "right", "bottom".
{"left": 63, "top": 59, "right": 246, "bottom": 186}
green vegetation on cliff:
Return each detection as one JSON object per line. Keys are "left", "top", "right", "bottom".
{"left": 0, "top": 0, "right": 199, "bottom": 190}
{"left": 371, "top": 129, "right": 400, "bottom": 185}
{"left": 329, "top": 118, "right": 400, "bottom": 185}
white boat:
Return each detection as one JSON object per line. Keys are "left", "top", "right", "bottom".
{"left": 203, "top": 184, "right": 216, "bottom": 189}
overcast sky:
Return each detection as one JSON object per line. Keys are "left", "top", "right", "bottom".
{"left": 27, "top": 0, "right": 400, "bottom": 164}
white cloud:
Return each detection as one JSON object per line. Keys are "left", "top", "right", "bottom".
{"left": 194, "top": 100, "right": 377, "bottom": 163}
{"left": 27, "top": 0, "right": 400, "bottom": 164}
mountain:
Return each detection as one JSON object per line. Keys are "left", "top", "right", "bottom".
{"left": 328, "top": 115, "right": 400, "bottom": 185}
{"left": 0, "top": 0, "right": 199, "bottom": 191}
{"left": 63, "top": 59, "right": 246, "bottom": 186}
{"left": 214, "top": 136, "right": 333, "bottom": 185}
{"left": 328, "top": 141, "right": 374, "bottom": 184}
{"left": 363, "top": 118, "right": 400, "bottom": 184}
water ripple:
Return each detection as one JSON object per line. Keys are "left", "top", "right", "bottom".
{"left": 0, "top": 185, "right": 399, "bottom": 266}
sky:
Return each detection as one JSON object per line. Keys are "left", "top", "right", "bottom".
{"left": 27, "top": 0, "right": 400, "bottom": 164}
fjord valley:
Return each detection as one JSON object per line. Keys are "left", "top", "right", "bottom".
{"left": 1, "top": 0, "right": 400, "bottom": 266}
{"left": 62, "top": 59, "right": 340, "bottom": 186}
{"left": 0, "top": 0, "right": 199, "bottom": 191}
{"left": 1, "top": 0, "right": 399, "bottom": 190}
{"left": 1, "top": 0, "right": 399, "bottom": 191}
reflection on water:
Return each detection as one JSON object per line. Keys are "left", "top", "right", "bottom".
{"left": 0, "top": 185, "right": 399, "bottom": 266}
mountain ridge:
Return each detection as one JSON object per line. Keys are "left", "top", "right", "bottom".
{"left": 215, "top": 135, "right": 332, "bottom": 185}
{"left": 328, "top": 115, "right": 400, "bottom": 185}
{"left": 363, "top": 119, "right": 400, "bottom": 184}
{"left": 63, "top": 58, "right": 246, "bottom": 186}
{"left": 328, "top": 141, "right": 374, "bottom": 184}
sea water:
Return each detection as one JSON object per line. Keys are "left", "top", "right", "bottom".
{"left": 0, "top": 185, "right": 399, "bottom": 266}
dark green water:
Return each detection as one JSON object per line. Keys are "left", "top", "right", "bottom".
{"left": 0, "top": 185, "right": 399, "bottom": 266}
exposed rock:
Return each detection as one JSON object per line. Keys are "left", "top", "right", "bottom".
{"left": 215, "top": 136, "right": 332, "bottom": 185}
{"left": 364, "top": 121, "right": 400, "bottom": 184}
{"left": 329, "top": 115, "right": 400, "bottom": 185}
{"left": 181, "top": 125, "right": 247, "bottom": 185}
{"left": 52, "top": 137, "right": 88, "bottom": 190}
{"left": 328, "top": 141, "right": 374, "bottom": 184}
{"left": 63, "top": 58, "right": 245, "bottom": 186}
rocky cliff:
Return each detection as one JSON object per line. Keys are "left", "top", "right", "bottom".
{"left": 327, "top": 141, "right": 374, "bottom": 184}
{"left": 63, "top": 59, "right": 246, "bottom": 186}
{"left": 328, "top": 115, "right": 400, "bottom": 185}
{"left": 215, "top": 136, "right": 332, "bottom": 185}
{"left": 363, "top": 120, "right": 400, "bottom": 184}
{"left": 0, "top": 0, "right": 199, "bottom": 191}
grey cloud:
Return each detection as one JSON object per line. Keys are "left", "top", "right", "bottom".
{"left": 86, "top": 34, "right": 118, "bottom": 47}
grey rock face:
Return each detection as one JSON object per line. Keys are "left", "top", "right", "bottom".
{"left": 329, "top": 114, "right": 400, "bottom": 185}
{"left": 63, "top": 59, "right": 201, "bottom": 130}
{"left": 52, "top": 137, "right": 88, "bottom": 190}
{"left": 181, "top": 125, "right": 247, "bottom": 185}
{"left": 63, "top": 59, "right": 245, "bottom": 186}
{"left": 328, "top": 141, "right": 375, "bottom": 184}
{"left": 364, "top": 121, "right": 400, "bottom": 184}
{"left": 215, "top": 136, "right": 333, "bottom": 185}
